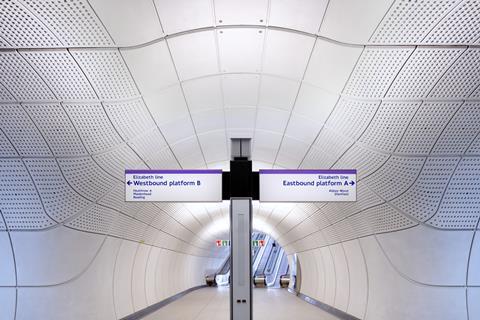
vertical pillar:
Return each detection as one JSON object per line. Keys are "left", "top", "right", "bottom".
{"left": 230, "top": 198, "right": 252, "bottom": 320}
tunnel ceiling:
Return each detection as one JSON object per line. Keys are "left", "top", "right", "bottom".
{"left": 0, "top": 0, "right": 479, "bottom": 259}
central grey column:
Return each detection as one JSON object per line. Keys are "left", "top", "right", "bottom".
{"left": 230, "top": 198, "right": 252, "bottom": 320}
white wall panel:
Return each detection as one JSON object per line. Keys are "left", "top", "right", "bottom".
{"left": 269, "top": 0, "right": 328, "bottom": 34}
{"left": 225, "top": 107, "right": 256, "bottom": 129}
{"left": 342, "top": 240, "right": 367, "bottom": 319}
{"left": 377, "top": 226, "right": 472, "bottom": 286}
{"left": 312, "top": 250, "right": 326, "bottom": 301}
{"left": 198, "top": 131, "right": 228, "bottom": 164}
{"left": 276, "top": 136, "right": 310, "bottom": 168}
{"left": 469, "top": 232, "right": 480, "bottom": 286}
{"left": 222, "top": 74, "right": 260, "bottom": 107}
{"left": 331, "top": 244, "right": 349, "bottom": 312}
{"left": 131, "top": 244, "right": 150, "bottom": 312}
{"left": 294, "top": 84, "right": 338, "bottom": 124}
{"left": 0, "top": 288, "right": 16, "bottom": 320}
{"left": 90, "top": 0, "right": 162, "bottom": 45}
{"left": 160, "top": 117, "right": 196, "bottom": 144}
{"left": 183, "top": 76, "right": 224, "bottom": 112}
{"left": 304, "top": 40, "right": 362, "bottom": 93}
{"left": 320, "top": 0, "right": 394, "bottom": 43}
{"left": 155, "top": 0, "right": 213, "bottom": 35}
{"left": 0, "top": 232, "right": 15, "bottom": 286}
{"left": 320, "top": 247, "right": 336, "bottom": 306}
{"left": 145, "top": 247, "right": 162, "bottom": 305}
{"left": 192, "top": 109, "right": 225, "bottom": 133}
{"left": 217, "top": 28, "right": 264, "bottom": 73}
{"left": 122, "top": 42, "right": 178, "bottom": 93}
{"left": 11, "top": 226, "right": 104, "bottom": 285}
{"left": 258, "top": 76, "right": 299, "bottom": 111}
{"left": 468, "top": 288, "right": 480, "bottom": 319}
{"left": 16, "top": 237, "right": 120, "bottom": 320}
{"left": 168, "top": 31, "right": 218, "bottom": 80}
{"left": 113, "top": 240, "right": 137, "bottom": 318}
{"left": 298, "top": 251, "right": 316, "bottom": 297}
{"left": 361, "top": 236, "right": 467, "bottom": 320}
{"left": 215, "top": 0, "right": 268, "bottom": 25}
{"left": 262, "top": 30, "right": 315, "bottom": 80}
{"left": 285, "top": 113, "right": 321, "bottom": 144}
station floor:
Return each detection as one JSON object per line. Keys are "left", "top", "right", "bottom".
{"left": 143, "top": 287, "right": 340, "bottom": 320}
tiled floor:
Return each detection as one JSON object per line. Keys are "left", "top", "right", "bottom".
{"left": 143, "top": 287, "right": 340, "bottom": 320}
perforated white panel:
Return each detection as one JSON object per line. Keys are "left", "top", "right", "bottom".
{"left": 359, "top": 101, "right": 420, "bottom": 153}
{"left": 21, "top": 50, "right": 97, "bottom": 100}
{"left": 0, "top": 37, "right": 9, "bottom": 47}
{"left": 428, "top": 157, "right": 480, "bottom": 229}
{"left": 64, "top": 103, "right": 123, "bottom": 154}
{"left": 386, "top": 47, "right": 464, "bottom": 99}
{"left": 93, "top": 144, "right": 147, "bottom": 180}
{"left": 370, "top": 0, "right": 461, "bottom": 44}
{"left": 326, "top": 98, "right": 379, "bottom": 140}
{"left": 57, "top": 157, "right": 117, "bottom": 201}
{"left": 0, "top": 52, "right": 55, "bottom": 101}
{"left": 24, "top": 103, "right": 87, "bottom": 156}
{"left": 328, "top": 203, "right": 416, "bottom": 243}
{"left": 0, "top": 0, "right": 61, "bottom": 47}
{"left": 430, "top": 48, "right": 480, "bottom": 98}
{"left": 301, "top": 128, "right": 353, "bottom": 169}
{"left": 467, "top": 133, "right": 480, "bottom": 155}
{"left": 21, "top": 0, "right": 113, "bottom": 47}
{"left": 23, "top": 158, "right": 92, "bottom": 223}
{"left": 71, "top": 50, "right": 139, "bottom": 100}
{"left": 325, "top": 182, "right": 383, "bottom": 225}
{"left": 0, "top": 83, "right": 15, "bottom": 102}
{"left": 0, "top": 129, "right": 17, "bottom": 157}
{"left": 424, "top": 0, "right": 480, "bottom": 44}
{"left": 363, "top": 156, "right": 425, "bottom": 201}
{"left": 392, "top": 157, "right": 459, "bottom": 222}
{"left": 98, "top": 184, "right": 144, "bottom": 217}
{"left": 472, "top": 84, "right": 480, "bottom": 99}
{"left": 333, "top": 144, "right": 389, "bottom": 179}
{"left": 432, "top": 102, "right": 480, "bottom": 155}
{"left": 396, "top": 102, "right": 461, "bottom": 155}
{"left": 0, "top": 159, "right": 55, "bottom": 230}
{"left": 66, "top": 204, "right": 116, "bottom": 235}
{"left": 0, "top": 104, "right": 52, "bottom": 157}
{"left": 343, "top": 47, "right": 414, "bottom": 98}
{"left": 104, "top": 99, "right": 156, "bottom": 141}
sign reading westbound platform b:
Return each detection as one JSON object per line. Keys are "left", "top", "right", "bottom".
{"left": 125, "top": 169, "right": 222, "bottom": 202}
{"left": 259, "top": 169, "right": 357, "bottom": 202}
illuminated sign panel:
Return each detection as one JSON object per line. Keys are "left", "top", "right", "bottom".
{"left": 259, "top": 169, "right": 357, "bottom": 202}
{"left": 125, "top": 170, "right": 222, "bottom": 202}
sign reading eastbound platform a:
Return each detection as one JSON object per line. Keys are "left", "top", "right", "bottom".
{"left": 259, "top": 169, "right": 357, "bottom": 202}
{"left": 125, "top": 169, "right": 222, "bottom": 202}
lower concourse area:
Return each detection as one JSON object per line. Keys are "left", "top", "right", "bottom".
{"left": 143, "top": 287, "right": 339, "bottom": 320}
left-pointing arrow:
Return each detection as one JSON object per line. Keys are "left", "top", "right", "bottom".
{"left": 127, "top": 180, "right": 132, "bottom": 186}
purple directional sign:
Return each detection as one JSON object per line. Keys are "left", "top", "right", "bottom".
{"left": 259, "top": 169, "right": 357, "bottom": 202}
{"left": 125, "top": 169, "right": 223, "bottom": 202}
